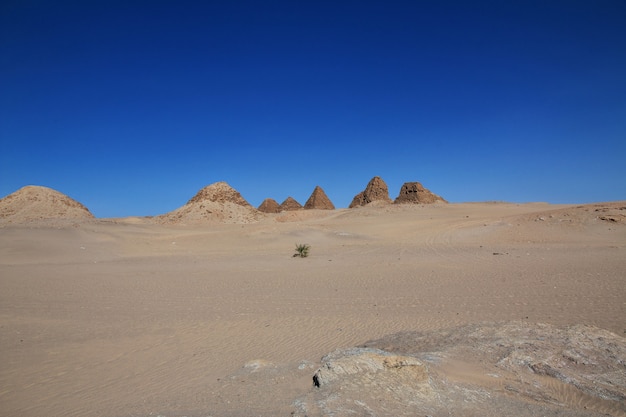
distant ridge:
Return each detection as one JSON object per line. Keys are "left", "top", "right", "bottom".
{"left": 157, "top": 182, "right": 260, "bottom": 224}
{"left": 0, "top": 185, "right": 94, "bottom": 224}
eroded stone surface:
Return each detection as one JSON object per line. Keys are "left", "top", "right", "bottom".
{"left": 293, "top": 323, "right": 626, "bottom": 417}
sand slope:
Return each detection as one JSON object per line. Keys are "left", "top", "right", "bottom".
{"left": 0, "top": 202, "right": 624, "bottom": 416}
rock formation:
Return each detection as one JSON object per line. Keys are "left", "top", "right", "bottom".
{"left": 293, "top": 322, "right": 626, "bottom": 417}
{"left": 257, "top": 198, "right": 281, "bottom": 213}
{"left": 394, "top": 182, "right": 447, "bottom": 204}
{"left": 279, "top": 196, "right": 303, "bottom": 211}
{"left": 157, "top": 181, "right": 260, "bottom": 224}
{"left": 304, "top": 186, "right": 335, "bottom": 210}
{"left": 313, "top": 348, "right": 431, "bottom": 392}
{"left": 0, "top": 185, "right": 94, "bottom": 224}
{"left": 349, "top": 176, "right": 392, "bottom": 208}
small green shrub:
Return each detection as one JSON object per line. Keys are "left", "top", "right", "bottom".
{"left": 294, "top": 243, "right": 310, "bottom": 258}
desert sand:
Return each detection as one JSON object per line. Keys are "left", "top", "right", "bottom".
{"left": 1, "top": 200, "right": 625, "bottom": 416}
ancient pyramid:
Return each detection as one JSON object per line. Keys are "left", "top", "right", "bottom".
{"left": 0, "top": 185, "right": 94, "bottom": 224}
{"left": 394, "top": 182, "right": 447, "bottom": 204}
{"left": 349, "top": 176, "right": 392, "bottom": 208}
{"left": 157, "top": 181, "right": 260, "bottom": 224}
{"left": 186, "top": 181, "right": 252, "bottom": 207}
{"left": 258, "top": 198, "right": 281, "bottom": 213}
{"left": 279, "top": 196, "right": 303, "bottom": 211}
{"left": 304, "top": 186, "right": 335, "bottom": 210}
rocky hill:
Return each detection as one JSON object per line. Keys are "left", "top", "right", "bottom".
{"left": 0, "top": 185, "right": 94, "bottom": 224}
{"left": 157, "top": 182, "right": 260, "bottom": 224}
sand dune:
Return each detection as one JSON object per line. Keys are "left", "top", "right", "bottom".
{"left": 0, "top": 201, "right": 624, "bottom": 416}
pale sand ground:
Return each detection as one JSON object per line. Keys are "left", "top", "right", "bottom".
{"left": 0, "top": 202, "right": 624, "bottom": 416}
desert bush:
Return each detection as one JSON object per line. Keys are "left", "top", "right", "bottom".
{"left": 294, "top": 243, "right": 310, "bottom": 258}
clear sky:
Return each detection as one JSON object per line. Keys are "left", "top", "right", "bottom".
{"left": 1, "top": 1, "right": 625, "bottom": 217}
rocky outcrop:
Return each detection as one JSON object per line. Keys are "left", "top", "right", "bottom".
{"left": 304, "top": 186, "right": 335, "bottom": 210}
{"left": 313, "top": 348, "right": 431, "bottom": 391}
{"left": 0, "top": 185, "right": 94, "bottom": 224}
{"left": 157, "top": 181, "right": 260, "bottom": 224}
{"left": 349, "top": 176, "right": 392, "bottom": 208}
{"left": 279, "top": 197, "right": 303, "bottom": 211}
{"left": 257, "top": 198, "right": 281, "bottom": 213}
{"left": 394, "top": 182, "right": 447, "bottom": 204}
{"left": 293, "top": 322, "right": 626, "bottom": 417}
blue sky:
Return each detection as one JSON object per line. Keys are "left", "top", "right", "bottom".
{"left": 1, "top": 1, "right": 625, "bottom": 217}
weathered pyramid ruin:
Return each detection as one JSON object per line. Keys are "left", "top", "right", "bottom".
{"left": 0, "top": 185, "right": 94, "bottom": 224}
{"left": 349, "top": 176, "right": 393, "bottom": 208}
{"left": 304, "top": 186, "right": 335, "bottom": 210}
{"left": 157, "top": 181, "right": 260, "bottom": 224}
{"left": 279, "top": 196, "right": 303, "bottom": 211}
{"left": 394, "top": 182, "right": 447, "bottom": 204}
{"left": 257, "top": 198, "right": 281, "bottom": 213}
